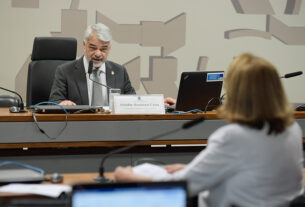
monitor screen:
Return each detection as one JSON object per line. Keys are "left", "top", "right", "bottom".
{"left": 71, "top": 183, "right": 187, "bottom": 207}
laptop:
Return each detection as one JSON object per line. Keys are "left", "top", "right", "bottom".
{"left": 71, "top": 181, "right": 187, "bottom": 207}
{"left": 31, "top": 105, "right": 102, "bottom": 114}
{"left": 169, "top": 71, "right": 224, "bottom": 112}
{"left": 0, "top": 168, "right": 45, "bottom": 184}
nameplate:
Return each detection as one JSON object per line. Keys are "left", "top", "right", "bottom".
{"left": 113, "top": 95, "right": 165, "bottom": 114}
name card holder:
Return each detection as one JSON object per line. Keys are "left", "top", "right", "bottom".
{"left": 113, "top": 94, "right": 165, "bottom": 114}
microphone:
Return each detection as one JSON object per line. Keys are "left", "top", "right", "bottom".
{"left": 0, "top": 86, "right": 26, "bottom": 113}
{"left": 88, "top": 59, "right": 93, "bottom": 74}
{"left": 94, "top": 117, "right": 205, "bottom": 183}
{"left": 88, "top": 60, "right": 112, "bottom": 90}
{"left": 281, "top": 71, "right": 303, "bottom": 79}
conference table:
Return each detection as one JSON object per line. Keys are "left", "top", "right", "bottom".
{"left": 0, "top": 108, "right": 305, "bottom": 173}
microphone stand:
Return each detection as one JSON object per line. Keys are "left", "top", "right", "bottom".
{"left": 88, "top": 60, "right": 113, "bottom": 99}
{"left": 94, "top": 117, "right": 205, "bottom": 183}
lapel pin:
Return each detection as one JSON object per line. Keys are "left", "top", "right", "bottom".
{"left": 111, "top": 71, "right": 115, "bottom": 75}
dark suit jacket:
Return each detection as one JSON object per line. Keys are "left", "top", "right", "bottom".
{"left": 49, "top": 56, "right": 135, "bottom": 105}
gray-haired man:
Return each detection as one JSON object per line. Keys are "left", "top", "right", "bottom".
{"left": 49, "top": 23, "right": 135, "bottom": 106}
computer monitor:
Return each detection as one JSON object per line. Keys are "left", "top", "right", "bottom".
{"left": 175, "top": 71, "right": 224, "bottom": 112}
{"left": 71, "top": 181, "right": 187, "bottom": 207}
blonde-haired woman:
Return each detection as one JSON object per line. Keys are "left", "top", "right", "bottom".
{"left": 115, "top": 53, "right": 304, "bottom": 207}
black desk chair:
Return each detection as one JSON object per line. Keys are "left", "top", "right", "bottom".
{"left": 26, "top": 37, "right": 77, "bottom": 107}
{"left": 290, "top": 193, "right": 305, "bottom": 207}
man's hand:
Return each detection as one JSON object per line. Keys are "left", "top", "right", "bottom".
{"left": 59, "top": 100, "right": 76, "bottom": 106}
{"left": 164, "top": 97, "right": 176, "bottom": 106}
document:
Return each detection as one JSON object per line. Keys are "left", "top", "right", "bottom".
{"left": 132, "top": 163, "right": 170, "bottom": 179}
{"left": 0, "top": 183, "right": 72, "bottom": 198}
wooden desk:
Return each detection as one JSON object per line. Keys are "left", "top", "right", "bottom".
{"left": 1, "top": 108, "right": 305, "bottom": 173}
{"left": 1, "top": 108, "right": 305, "bottom": 148}
{"left": 0, "top": 108, "right": 219, "bottom": 149}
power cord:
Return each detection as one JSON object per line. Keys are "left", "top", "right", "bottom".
{"left": 30, "top": 101, "right": 68, "bottom": 140}
{"left": 170, "top": 97, "right": 221, "bottom": 114}
{"left": 204, "top": 97, "right": 221, "bottom": 113}
{"left": 171, "top": 109, "right": 204, "bottom": 114}
{"left": 0, "top": 161, "right": 45, "bottom": 176}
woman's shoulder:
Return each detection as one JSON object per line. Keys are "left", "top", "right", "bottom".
{"left": 209, "top": 123, "right": 247, "bottom": 142}
{"left": 211, "top": 121, "right": 302, "bottom": 141}
{"left": 214, "top": 123, "right": 247, "bottom": 134}
{"left": 287, "top": 121, "right": 303, "bottom": 137}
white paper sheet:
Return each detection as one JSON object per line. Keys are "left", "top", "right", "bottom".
{"left": 132, "top": 163, "right": 170, "bottom": 179}
{"left": 0, "top": 184, "right": 72, "bottom": 198}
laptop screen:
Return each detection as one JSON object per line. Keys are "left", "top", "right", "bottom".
{"left": 175, "top": 71, "right": 224, "bottom": 112}
{"left": 71, "top": 182, "right": 187, "bottom": 207}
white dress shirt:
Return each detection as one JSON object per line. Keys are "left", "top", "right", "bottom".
{"left": 154, "top": 122, "right": 304, "bottom": 207}
{"left": 83, "top": 56, "right": 108, "bottom": 106}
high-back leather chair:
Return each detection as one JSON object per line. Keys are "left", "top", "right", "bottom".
{"left": 26, "top": 37, "right": 77, "bottom": 106}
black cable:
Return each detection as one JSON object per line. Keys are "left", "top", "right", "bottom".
{"left": 30, "top": 102, "right": 68, "bottom": 140}
{"left": 204, "top": 97, "right": 221, "bottom": 113}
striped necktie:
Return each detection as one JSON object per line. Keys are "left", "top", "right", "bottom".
{"left": 91, "top": 68, "right": 108, "bottom": 106}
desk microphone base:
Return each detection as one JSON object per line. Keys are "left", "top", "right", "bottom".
{"left": 94, "top": 175, "right": 113, "bottom": 183}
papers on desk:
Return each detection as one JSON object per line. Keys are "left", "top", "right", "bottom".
{"left": 0, "top": 183, "right": 72, "bottom": 198}
{"left": 132, "top": 163, "right": 170, "bottom": 179}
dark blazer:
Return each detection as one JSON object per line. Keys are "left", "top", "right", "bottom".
{"left": 49, "top": 56, "right": 135, "bottom": 105}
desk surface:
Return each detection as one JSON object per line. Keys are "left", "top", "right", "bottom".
{"left": 1, "top": 108, "right": 305, "bottom": 121}
{"left": 0, "top": 108, "right": 216, "bottom": 122}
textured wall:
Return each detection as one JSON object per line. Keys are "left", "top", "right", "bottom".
{"left": 0, "top": 0, "right": 305, "bottom": 102}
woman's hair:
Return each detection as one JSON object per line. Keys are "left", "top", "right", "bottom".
{"left": 84, "top": 23, "right": 112, "bottom": 43}
{"left": 218, "top": 53, "right": 294, "bottom": 134}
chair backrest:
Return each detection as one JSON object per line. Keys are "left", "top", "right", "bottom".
{"left": 26, "top": 37, "right": 77, "bottom": 106}
{"left": 290, "top": 193, "right": 305, "bottom": 207}
{"left": 0, "top": 95, "right": 20, "bottom": 107}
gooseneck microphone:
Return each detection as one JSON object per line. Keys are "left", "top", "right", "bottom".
{"left": 281, "top": 71, "right": 303, "bottom": 79}
{"left": 88, "top": 60, "right": 112, "bottom": 90}
{"left": 0, "top": 86, "right": 26, "bottom": 113}
{"left": 94, "top": 117, "right": 205, "bottom": 183}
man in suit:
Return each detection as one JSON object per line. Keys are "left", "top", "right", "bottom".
{"left": 49, "top": 23, "right": 135, "bottom": 106}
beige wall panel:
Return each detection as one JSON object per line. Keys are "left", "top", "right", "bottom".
{"left": 231, "top": 0, "right": 274, "bottom": 14}
{"left": 267, "top": 15, "right": 305, "bottom": 45}
{"left": 142, "top": 57, "right": 178, "bottom": 98}
{"left": 285, "top": 0, "right": 302, "bottom": 14}
{"left": 123, "top": 56, "right": 141, "bottom": 90}
{"left": 140, "top": 21, "right": 164, "bottom": 46}
{"left": 11, "top": 0, "right": 39, "bottom": 8}
{"left": 197, "top": 56, "right": 209, "bottom": 71}
{"left": 51, "top": 9, "right": 87, "bottom": 57}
